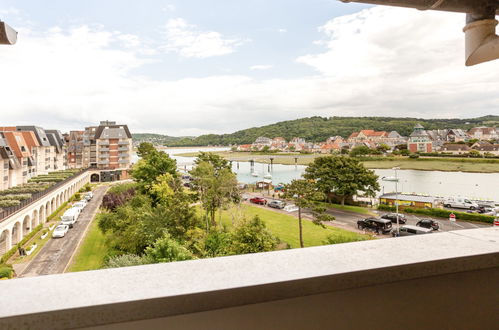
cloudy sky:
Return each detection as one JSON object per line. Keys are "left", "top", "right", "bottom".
{"left": 0, "top": 0, "right": 498, "bottom": 136}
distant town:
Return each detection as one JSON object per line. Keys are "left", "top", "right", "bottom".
{"left": 236, "top": 125, "right": 499, "bottom": 156}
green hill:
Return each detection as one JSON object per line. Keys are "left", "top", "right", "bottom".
{"left": 134, "top": 115, "right": 499, "bottom": 146}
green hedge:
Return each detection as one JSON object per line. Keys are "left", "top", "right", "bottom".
{"left": 0, "top": 265, "right": 13, "bottom": 279}
{"left": 0, "top": 200, "right": 21, "bottom": 208}
{"left": 377, "top": 205, "right": 494, "bottom": 224}
{"left": 0, "top": 194, "right": 32, "bottom": 201}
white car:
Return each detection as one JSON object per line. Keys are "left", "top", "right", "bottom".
{"left": 84, "top": 192, "right": 93, "bottom": 201}
{"left": 73, "top": 200, "right": 87, "bottom": 209}
{"left": 52, "top": 225, "right": 69, "bottom": 238}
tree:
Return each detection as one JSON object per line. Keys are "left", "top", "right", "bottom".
{"left": 136, "top": 142, "right": 156, "bottom": 159}
{"left": 304, "top": 156, "right": 380, "bottom": 206}
{"left": 230, "top": 216, "right": 278, "bottom": 254}
{"left": 145, "top": 233, "right": 195, "bottom": 263}
{"left": 376, "top": 143, "right": 391, "bottom": 153}
{"left": 190, "top": 160, "right": 239, "bottom": 228}
{"left": 349, "top": 145, "right": 371, "bottom": 157}
{"left": 194, "top": 152, "right": 231, "bottom": 173}
{"left": 131, "top": 150, "right": 177, "bottom": 191}
{"left": 283, "top": 179, "right": 334, "bottom": 248}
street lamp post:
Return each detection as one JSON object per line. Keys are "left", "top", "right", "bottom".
{"left": 382, "top": 167, "right": 401, "bottom": 235}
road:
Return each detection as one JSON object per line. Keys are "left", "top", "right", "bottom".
{"left": 19, "top": 186, "right": 107, "bottom": 278}
{"left": 243, "top": 192, "right": 489, "bottom": 237}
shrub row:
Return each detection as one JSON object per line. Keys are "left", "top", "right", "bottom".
{"left": 377, "top": 205, "right": 494, "bottom": 224}
{"left": 0, "top": 194, "right": 32, "bottom": 201}
{"left": 0, "top": 185, "right": 49, "bottom": 195}
{"left": 0, "top": 200, "right": 21, "bottom": 208}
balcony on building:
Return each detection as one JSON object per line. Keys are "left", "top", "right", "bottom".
{"left": 98, "top": 160, "right": 109, "bottom": 165}
{"left": 0, "top": 228, "right": 497, "bottom": 329}
{"left": 118, "top": 140, "right": 129, "bottom": 146}
{"left": 118, "top": 159, "right": 129, "bottom": 164}
{"left": 118, "top": 146, "right": 129, "bottom": 151}
{"left": 99, "top": 147, "right": 110, "bottom": 152}
{"left": 98, "top": 141, "right": 110, "bottom": 146}
{"left": 118, "top": 153, "right": 129, "bottom": 158}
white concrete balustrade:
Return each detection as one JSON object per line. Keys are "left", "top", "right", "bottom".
{"left": 0, "top": 171, "right": 90, "bottom": 256}
{"left": 0, "top": 228, "right": 497, "bottom": 329}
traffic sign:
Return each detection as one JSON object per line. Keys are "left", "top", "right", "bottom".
{"left": 449, "top": 213, "right": 456, "bottom": 222}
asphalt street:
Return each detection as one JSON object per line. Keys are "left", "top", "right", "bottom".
{"left": 19, "top": 186, "right": 107, "bottom": 278}
{"left": 243, "top": 192, "right": 489, "bottom": 237}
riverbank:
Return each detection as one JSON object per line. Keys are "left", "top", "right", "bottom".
{"left": 176, "top": 151, "right": 499, "bottom": 173}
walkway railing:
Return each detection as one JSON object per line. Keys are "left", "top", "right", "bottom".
{"left": 0, "top": 169, "right": 89, "bottom": 223}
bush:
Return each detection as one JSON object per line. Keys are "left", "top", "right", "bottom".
{"left": 0, "top": 200, "right": 21, "bottom": 208}
{"left": 104, "top": 254, "right": 152, "bottom": 268}
{"left": 0, "top": 265, "right": 13, "bottom": 279}
{"left": 0, "top": 194, "right": 32, "bottom": 201}
{"left": 324, "top": 234, "right": 371, "bottom": 245}
{"left": 409, "top": 153, "right": 419, "bottom": 159}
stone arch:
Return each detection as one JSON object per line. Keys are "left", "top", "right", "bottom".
{"left": 39, "top": 205, "right": 45, "bottom": 224}
{"left": 11, "top": 221, "right": 22, "bottom": 245}
{"left": 32, "top": 209, "right": 39, "bottom": 228}
{"left": 91, "top": 173, "right": 100, "bottom": 182}
{"left": 0, "top": 228, "right": 11, "bottom": 255}
{"left": 51, "top": 197, "right": 55, "bottom": 214}
{"left": 22, "top": 215, "right": 31, "bottom": 237}
{"left": 45, "top": 201, "right": 51, "bottom": 219}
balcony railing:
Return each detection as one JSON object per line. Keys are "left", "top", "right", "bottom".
{"left": 0, "top": 228, "right": 497, "bottom": 329}
{"left": 118, "top": 146, "right": 129, "bottom": 151}
{"left": 118, "top": 141, "right": 129, "bottom": 145}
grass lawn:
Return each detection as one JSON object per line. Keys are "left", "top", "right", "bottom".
{"left": 201, "top": 204, "right": 371, "bottom": 248}
{"left": 314, "top": 201, "right": 374, "bottom": 215}
{"left": 67, "top": 216, "right": 112, "bottom": 272}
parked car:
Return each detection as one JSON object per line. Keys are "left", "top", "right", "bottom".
{"left": 393, "top": 225, "right": 433, "bottom": 237}
{"left": 268, "top": 200, "right": 286, "bottom": 209}
{"left": 60, "top": 207, "right": 81, "bottom": 228}
{"left": 357, "top": 218, "right": 392, "bottom": 234}
{"left": 73, "top": 200, "right": 87, "bottom": 210}
{"left": 249, "top": 197, "right": 267, "bottom": 205}
{"left": 416, "top": 218, "right": 440, "bottom": 231}
{"left": 443, "top": 197, "right": 478, "bottom": 210}
{"left": 380, "top": 213, "right": 407, "bottom": 224}
{"left": 84, "top": 192, "right": 93, "bottom": 201}
{"left": 52, "top": 225, "right": 69, "bottom": 238}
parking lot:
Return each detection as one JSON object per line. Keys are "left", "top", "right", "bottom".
{"left": 243, "top": 192, "right": 491, "bottom": 237}
{"left": 18, "top": 186, "right": 107, "bottom": 277}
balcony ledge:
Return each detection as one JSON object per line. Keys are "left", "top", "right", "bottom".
{"left": 0, "top": 228, "right": 498, "bottom": 329}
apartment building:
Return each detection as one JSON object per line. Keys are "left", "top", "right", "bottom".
{"left": 45, "top": 130, "right": 67, "bottom": 170}
{"left": 0, "top": 135, "right": 21, "bottom": 190}
{"left": 94, "top": 121, "right": 133, "bottom": 169}
{"left": 0, "top": 131, "right": 33, "bottom": 185}
{"left": 408, "top": 124, "right": 433, "bottom": 153}
{"left": 67, "top": 131, "right": 84, "bottom": 169}
{"left": 16, "top": 126, "right": 55, "bottom": 175}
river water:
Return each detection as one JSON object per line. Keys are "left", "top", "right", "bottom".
{"left": 133, "top": 148, "right": 499, "bottom": 201}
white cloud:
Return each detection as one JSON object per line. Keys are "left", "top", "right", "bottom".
{"left": 162, "top": 18, "right": 245, "bottom": 58}
{"left": 161, "top": 5, "right": 176, "bottom": 12}
{"left": 250, "top": 65, "right": 273, "bottom": 71}
{"left": 0, "top": 7, "right": 498, "bottom": 137}
{"left": 278, "top": 28, "right": 287, "bottom": 33}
